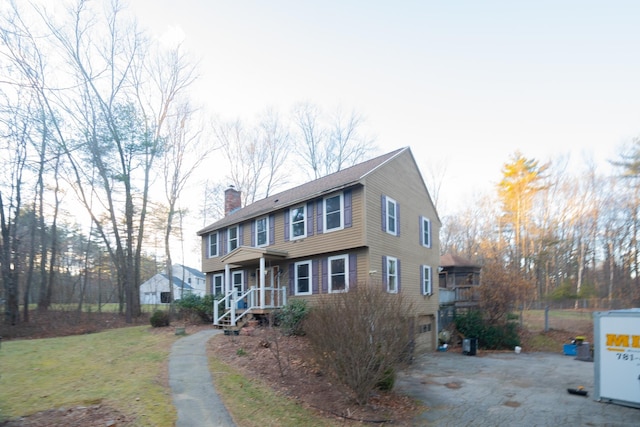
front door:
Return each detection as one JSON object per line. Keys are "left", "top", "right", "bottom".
{"left": 232, "top": 270, "right": 246, "bottom": 308}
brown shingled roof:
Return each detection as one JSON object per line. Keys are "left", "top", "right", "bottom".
{"left": 440, "top": 254, "right": 480, "bottom": 268}
{"left": 197, "top": 147, "right": 407, "bottom": 235}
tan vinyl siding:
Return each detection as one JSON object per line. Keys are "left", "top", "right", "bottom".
{"left": 200, "top": 187, "right": 365, "bottom": 274}
{"left": 362, "top": 150, "right": 441, "bottom": 350}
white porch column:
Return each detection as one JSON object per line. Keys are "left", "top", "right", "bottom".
{"left": 260, "top": 257, "right": 266, "bottom": 308}
{"left": 225, "top": 264, "right": 231, "bottom": 309}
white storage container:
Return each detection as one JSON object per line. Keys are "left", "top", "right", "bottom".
{"left": 593, "top": 309, "right": 640, "bottom": 408}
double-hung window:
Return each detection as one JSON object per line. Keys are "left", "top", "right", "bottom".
{"left": 422, "top": 265, "right": 432, "bottom": 295}
{"left": 385, "top": 197, "right": 398, "bottom": 236}
{"left": 328, "top": 254, "right": 348, "bottom": 293}
{"left": 212, "top": 273, "right": 224, "bottom": 296}
{"left": 421, "top": 216, "right": 431, "bottom": 248}
{"left": 208, "top": 232, "right": 218, "bottom": 257}
{"left": 386, "top": 256, "right": 398, "bottom": 293}
{"left": 228, "top": 226, "right": 238, "bottom": 252}
{"left": 290, "top": 205, "right": 306, "bottom": 239}
{"left": 294, "top": 260, "right": 312, "bottom": 295}
{"left": 255, "top": 216, "right": 268, "bottom": 247}
{"left": 324, "top": 193, "right": 343, "bottom": 232}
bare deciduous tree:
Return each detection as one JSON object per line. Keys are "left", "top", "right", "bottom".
{"left": 292, "top": 101, "right": 375, "bottom": 180}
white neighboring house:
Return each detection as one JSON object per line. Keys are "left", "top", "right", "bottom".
{"left": 140, "top": 264, "right": 206, "bottom": 304}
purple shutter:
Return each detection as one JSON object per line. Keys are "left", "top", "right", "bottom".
{"left": 322, "top": 258, "right": 328, "bottom": 293}
{"left": 284, "top": 210, "right": 290, "bottom": 241}
{"left": 349, "top": 253, "right": 357, "bottom": 290}
{"left": 381, "top": 255, "right": 387, "bottom": 291}
{"left": 312, "top": 259, "right": 319, "bottom": 294}
{"left": 307, "top": 202, "right": 314, "bottom": 237}
{"left": 221, "top": 229, "right": 227, "bottom": 255}
{"left": 289, "top": 263, "right": 294, "bottom": 296}
{"left": 396, "top": 203, "right": 400, "bottom": 237}
{"left": 238, "top": 224, "right": 244, "bottom": 246}
{"left": 344, "top": 190, "right": 352, "bottom": 228}
{"left": 381, "top": 195, "right": 387, "bottom": 232}
{"left": 269, "top": 214, "right": 275, "bottom": 245}
{"left": 316, "top": 199, "right": 323, "bottom": 234}
{"left": 251, "top": 220, "right": 256, "bottom": 247}
{"left": 397, "top": 259, "right": 401, "bottom": 293}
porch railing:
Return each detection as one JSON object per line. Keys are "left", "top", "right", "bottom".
{"left": 213, "top": 286, "right": 287, "bottom": 327}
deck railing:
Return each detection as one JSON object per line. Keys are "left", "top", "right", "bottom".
{"left": 213, "top": 286, "right": 287, "bottom": 327}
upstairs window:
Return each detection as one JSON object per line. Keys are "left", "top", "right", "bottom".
{"left": 290, "top": 205, "right": 307, "bottom": 239}
{"left": 324, "top": 193, "right": 344, "bottom": 232}
{"left": 228, "top": 226, "right": 238, "bottom": 252}
{"left": 382, "top": 196, "right": 398, "bottom": 236}
{"left": 256, "top": 216, "right": 268, "bottom": 247}
{"left": 208, "top": 232, "right": 218, "bottom": 257}
{"left": 421, "top": 217, "right": 431, "bottom": 248}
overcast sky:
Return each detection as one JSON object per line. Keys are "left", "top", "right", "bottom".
{"left": 121, "top": 1, "right": 640, "bottom": 267}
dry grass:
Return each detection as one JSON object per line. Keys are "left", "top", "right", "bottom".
{"left": 519, "top": 309, "right": 594, "bottom": 352}
{"left": 0, "top": 325, "right": 179, "bottom": 426}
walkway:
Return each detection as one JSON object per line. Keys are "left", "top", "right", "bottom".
{"left": 168, "top": 329, "right": 236, "bottom": 427}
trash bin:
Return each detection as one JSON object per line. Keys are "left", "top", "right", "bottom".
{"left": 463, "top": 338, "right": 477, "bottom": 356}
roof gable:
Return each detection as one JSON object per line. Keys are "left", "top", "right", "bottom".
{"left": 197, "top": 147, "right": 407, "bottom": 235}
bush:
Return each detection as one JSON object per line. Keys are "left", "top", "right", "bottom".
{"left": 149, "top": 310, "right": 170, "bottom": 327}
{"left": 303, "top": 287, "right": 414, "bottom": 405}
{"left": 275, "top": 299, "right": 309, "bottom": 336}
{"left": 176, "top": 294, "right": 215, "bottom": 323}
{"left": 454, "top": 310, "right": 520, "bottom": 350}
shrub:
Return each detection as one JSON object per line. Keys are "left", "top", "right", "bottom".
{"left": 454, "top": 309, "right": 520, "bottom": 350}
{"left": 303, "top": 286, "right": 414, "bottom": 405}
{"left": 149, "top": 310, "right": 170, "bottom": 327}
{"left": 176, "top": 294, "right": 215, "bottom": 323}
{"left": 275, "top": 299, "right": 309, "bottom": 336}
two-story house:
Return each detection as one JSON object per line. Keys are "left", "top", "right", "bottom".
{"left": 197, "top": 147, "right": 441, "bottom": 351}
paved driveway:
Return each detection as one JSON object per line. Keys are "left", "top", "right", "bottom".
{"left": 395, "top": 350, "right": 639, "bottom": 426}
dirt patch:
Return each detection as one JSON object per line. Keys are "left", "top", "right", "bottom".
{"left": 208, "top": 327, "right": 423, "bottom": 425}
{"left": 0, "top": 404, "right": 128, "bottom": 427}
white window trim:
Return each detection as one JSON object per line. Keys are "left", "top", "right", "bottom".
{"left": 294, "top": 260, "right": 313, "bottom": 296}
{"left": 328, "top": 254, "right": 349, "bottom": 293}
{"left": 386, "top": 197, "right": 398, "bottom": 236}
{"left": 290, "top": 204, "right": 307, "bottom": 240}
{"left": 422, "top": 265, "right": 432, "bottom": 296}
{"left": 212, "top": 273, "right": 224, "bottom": 295}
{"left": 323, "top": 193, "right": 344, "bottom": 233}
{"left": 228, "top": 226, "right": 238, "bottom": 253}
{"left": 386, "top": 256, "right": 398, "bottom": 294}
{"left": 208, "top": 232, "right": 218, "bottom": 258}
{"left": 422, "top": 216, "right": 431, "bottom": 248}
{"left": 255, "top": 216, "right": 268, "bottom": 247}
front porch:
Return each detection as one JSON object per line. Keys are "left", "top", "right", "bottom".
{"left": 213, "top": 246, "right": 289, "bottom": 327}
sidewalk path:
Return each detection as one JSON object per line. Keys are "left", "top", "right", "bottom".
{"left": 169, "top": 329, "right": 236, "bottom": 427}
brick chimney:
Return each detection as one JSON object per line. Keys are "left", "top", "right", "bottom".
{"left": 224, "top": 185, "right": 242, "bottom": 215}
